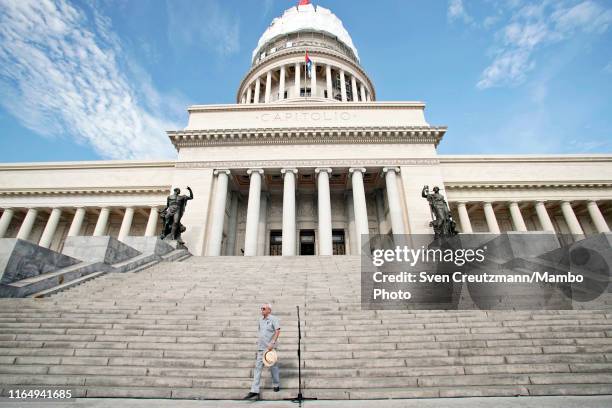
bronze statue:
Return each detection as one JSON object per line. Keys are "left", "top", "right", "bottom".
{"left": 422, "top": 185, "right": 457, "bottom": 239}
{"left": 160, "top": 186, "right": 193, "bottom": 245}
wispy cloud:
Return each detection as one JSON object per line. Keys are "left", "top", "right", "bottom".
{"left": 447, "top": 0, "right": 473, "bottom": 25}
{"left": 166, "top": 0, "right": 239, "bottom": 57}
{"left": 0, "top": 0, "right": 179, "bottom": 159}
{"left": 605, "top": 61, "right": 612, "bottom": 74}
{"left": 475, "top": 1, "right": 612, "bottom": 89}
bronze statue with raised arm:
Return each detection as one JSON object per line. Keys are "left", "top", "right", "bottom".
{"left": 160, "top": 186, "right": 193, "bottom": 245}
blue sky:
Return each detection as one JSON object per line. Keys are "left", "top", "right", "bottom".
{"left": 0, "top": 0, "right": 611, "bottom": 162}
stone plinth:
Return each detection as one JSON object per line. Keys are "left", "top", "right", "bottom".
{"left": 62, "top": 236, "right": 141, "bottom": 264}
{"left": 122, "top": 237, "right": 174, "bottom": 256}
{"left": 0, "top": 238, "right": 80, "bottom": 285}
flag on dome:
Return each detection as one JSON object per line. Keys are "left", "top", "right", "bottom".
{"left": 298, "top": 0, "right": 311, "bottom": 5}
{"left": 305, "top": 52, "right": 312, "bottom": 78}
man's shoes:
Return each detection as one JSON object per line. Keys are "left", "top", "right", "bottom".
{"left": 244, "top": 392, "right": 259, "bottom": 400}
{"left": 273, "top": 386, "right": 280, "bottom": 392}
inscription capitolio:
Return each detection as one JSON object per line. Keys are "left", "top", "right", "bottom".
{"left": 256, "top": 111, "right": 355, "bottom": 122}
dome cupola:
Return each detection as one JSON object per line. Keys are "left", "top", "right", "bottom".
{"left": 237, "top": 0, "right": 375, "bottom": 104}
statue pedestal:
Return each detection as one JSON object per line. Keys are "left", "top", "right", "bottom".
{"left": 163, "top": 239, "right": 187, "bottom": 251}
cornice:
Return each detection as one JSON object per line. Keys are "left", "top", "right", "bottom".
{"left": 175, "top": 158, "right": 440, "bottom": 169}
{"left": 445, "top": 181, "right": 612, "bottom": 190}
{"left": 438, "top": 154, "right": 612, "bottom": 164}
{"left": 168, "top": 126, "right": 446, "bottom": 149}
{"left": 0, "top": 160, "right": 176, "bottom": 171}
{"left": 0, "top": 186, "right": 171, "bottom": 197}
{"left": 186, "top": 101, "right": 427, "bottom": 114}
{"left": 236, "top": 46, "right": 376, "bottom": 102}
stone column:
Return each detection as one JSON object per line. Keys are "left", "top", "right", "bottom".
{"left": 508, "top": 201, "right": 527, "bottom": 232}
{"left": 67, "top": 207, "right": 86, "bottom": 237}
{"left": 587, "top": 201, "right": 610, "bottom": 233}
{"left": 254, "top": 77, "right": 261, "bottom": 104}
{"left": 0, "top": 208, "right": 15, "bottom": 238}
{"left": 207, "top": 169, "right": 230, "bottom": 256}
{"left": 382, "top": 167, "right": 405, "bottom": 235}
{"left": 350, "top": 168, "right": 369, "bottom": 254}
{"left": 294, "top": 62, "right": 300, "bottom": 98}
{"left": 117, "top": 207, "right": 134, "bottom": 242}
{"left": 561, "top": 201, "right": 585, "bottom": 240}
{"left": 360, "top": 83, "right": 366, "bottom": 102}
{"left": 310, "top": 62, "right": 317, "bottom": 97}
{"left": 346, "top": 193, "right": 357, "bottom": 255}
{"left": 225, "top": 193, "right": 239, "bottom": 256}
{"left": 534, "top": 201, "right": 555, "bottom": 232}
{"left": 326, "top": 64, "right": 332, "bottom": 99}
{"left": 246, "top": 85, "right": 252, "bottom": 104}
{"left": 257, "top": 194, "right": 268, "bottom": 256}
{"left": 264, "top": 71, "right": 272, "bottom": 103}
{"left": 316, "top": 168, "right": 333, "bottom": 255}
{"left": 93, "top": 207, "right": 110, "bottom": 236}
{"left": 375, "top": 190, "right": 386, "bottom": 234}
{"left": 351, "top": 76, "right": 358, "bottom": 101}
{"left": 39, "top": 208, "right": 62, "bottom": 248}
{"left": 483, "top": 202, "right": 500, "bottom": 234}
{"left": 16, "top": 208, "right": 38, "bottom": 240}
{"left": 279, "top": 65, "right": 286, "bottom": 100}
{"left": 144, "top": 206, "right": 159, "bottom": 237}
{"left": 241, "top": 94, "right": 246, "bottom": 104}
{"left": 281, "top": 168, "right": 298, "bottom": 256}
{"left": 244, "top": 169, "right": 264, "bottom": 256}
{"left": 456, "top": 202, "right": 473, "bottom": 233}
{"left": 339, "top": 69, "right": 347, "bottom": 102}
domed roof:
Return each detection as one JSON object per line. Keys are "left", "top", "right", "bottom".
{"left": 252, "top": 3, "right": 359, "bottom": 63}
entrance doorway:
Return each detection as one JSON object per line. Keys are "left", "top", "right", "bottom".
{"left": 300, "top": 230, "right": 315, "bottom": 255}
{"left": 332, "top": 229, "right": 346, "bottom": 255}
{"left": 269, "top": 230, "right": 282, "bottom": 256}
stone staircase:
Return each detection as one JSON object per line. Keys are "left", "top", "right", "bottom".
{"left": 0, "top": 256, "right": 611, "bottom": 400}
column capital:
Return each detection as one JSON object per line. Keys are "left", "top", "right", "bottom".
{"left": 281, "top": 168, "right": 298, "bottom": 176}
{"left": 214, "top": 169, "right": 231, "bottom": 176}
{"left": 247, "top": 168, "right": 264, "bottom": 176}
{"left": 508, "top": 201, "right": 520, "bottom": 206}
{"left": 1, "top": 207, "right": 14, "bottom": 211}
{"left": 349, "top": 167, "right": 366, "bottom": 174}
{"left": 315, "top": 167, "right": 332, "bottom": 174}
{"left": 455, "top": 201, "right": 469, "bottom": 206}
{"left": 382, "top": 166, "right": 400, "bottom": 174}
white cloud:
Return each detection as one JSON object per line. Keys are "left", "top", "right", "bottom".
{"left": 552, "top": 1, "right": 612, "bottom": 34}
{"left": 605, "top": 61, "right": 612, "bottom": 73}
{"left": 447, "top": 0, "right": 473, "bottom": 24}
{"left": 166, "top": 0, "right": 239, "bottom": 57}
{"left": 0, "top": 0, "right": 179, "bottom": 160}
{"left": 477, "top": 1, "right": 612, "bottom": 89}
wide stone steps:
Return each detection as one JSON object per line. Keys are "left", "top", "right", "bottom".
{"left": 0, "top": 256, "right": 611, "bottom": 400}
